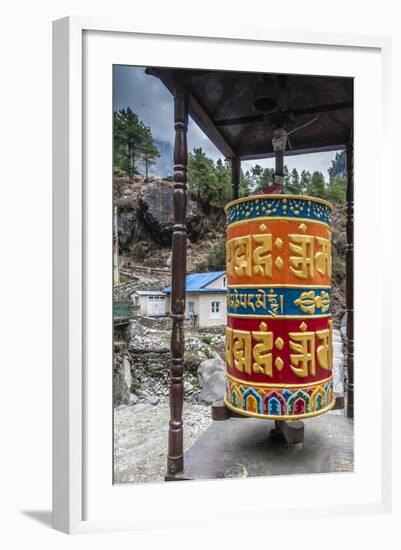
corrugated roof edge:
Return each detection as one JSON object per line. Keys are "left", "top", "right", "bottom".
{"left": 163, "top": 271, "right": 226, "bottom": 294}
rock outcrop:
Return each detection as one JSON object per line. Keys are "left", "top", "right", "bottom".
{"left": 117, "top": 203, "right": 142, "bottom": 251}
{"left": 138, "top": 180, "right": 205, "bottom": 245}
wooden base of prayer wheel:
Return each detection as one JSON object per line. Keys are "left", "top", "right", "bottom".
{"left": 224, "top": 194, "right": 334, "bottom": 420}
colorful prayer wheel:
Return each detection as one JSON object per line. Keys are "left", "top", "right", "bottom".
{"left": 224, "top": 194, "right": 334, "bottom": 420}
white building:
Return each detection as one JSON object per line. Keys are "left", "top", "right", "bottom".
{"left": 130, "top": 290, "right": 167, "bottom": 317}
{"left": 164, "top": 271, "right": 227, "bottom": 327}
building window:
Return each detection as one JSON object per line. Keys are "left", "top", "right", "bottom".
{"left": 222, "top": 276, "right": 227, "bottom": 288}
{"left": 211, "top": 300, "right": 221, "bottom": 317}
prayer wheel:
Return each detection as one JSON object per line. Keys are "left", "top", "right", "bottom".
{"left": 224, "top": 194, "right": 334, "bottom": 420}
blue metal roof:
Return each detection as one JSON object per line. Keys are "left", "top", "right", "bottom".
{"left": 163, "top": 271, "right": 226, "bottom": 294}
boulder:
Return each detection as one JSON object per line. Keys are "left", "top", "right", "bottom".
{"left": 138, "top": 181, "right": 204, "bottom": 245}
{"left": 198, "top": 356, "right": 226, "bottom": 405}
{"left": 113, "top": 356, "right": 132, "bottom": 406}
{"left": 116, "top": 203, "right": 147, "bottom": 252}
{"left": 199, "top": 371, "right": 226, "bottom": 405}
{"left": 197, "top": 356, "right": 225, "bottom": 384}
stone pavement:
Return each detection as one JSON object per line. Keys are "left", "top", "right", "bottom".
{"left": 173, "top": 411, "right": 353, "bottom": 480}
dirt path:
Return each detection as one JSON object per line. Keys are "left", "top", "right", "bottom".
{"left": 113, "top": 401, "right": 212, "bottom": 484}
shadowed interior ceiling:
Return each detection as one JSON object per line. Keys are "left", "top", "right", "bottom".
{"left": 146, "top": 67, "right": 353, "bottom": 159}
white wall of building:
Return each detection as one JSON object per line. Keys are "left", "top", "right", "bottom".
{"left": 204, "top": 273, "right": 227, "bottom": 289}
{"left": 198, "top": 293, "right": 227, "bottom": 327}
{"left": 131, "top": 293, "right": 167, "bottom": 316}
{"left": 165, "top": 291, "right": 226, "bottom": 327}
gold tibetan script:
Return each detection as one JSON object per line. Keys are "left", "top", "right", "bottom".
{"left": 233, "top": 329, "right": 251, "bottom": 373}
{"left": 227, "top": 289, "right": 284, "bottom": 316}
{"left": 315, "top": 236, "right": 332, "bottom": 277}
{"left": 226, "top": 234, "right": 272, "bottom": 279}
{"left": 316, "top": 320, "right": 333, "bottom": 371}
{"left": 289, "top": 231, "right": 332, "bottom": 280}
{"left": 289, "top": 323, "right": 316, "bottom": 377}
{"left": 227, "top": 320, "right": 333, "bottom": 378}
{"left": 226, "top": 236, "right": 251, "bottom": 277}
{"left": 252, "top": 234, "right": 272, "bottom": 276}
{"left": 227, "top": 229, "right": 332, "bottom": 281}
{"left": 289, "top": 321, "right": 333, "bottom": 377}
{"left": 252, "top": 327, "right": 273, "bottom": 376}
{"left": 289, "top": 233, "right": 314, "bottom": 279}
{"left": 225, "top": 324, "right": 273, "bottom": 376}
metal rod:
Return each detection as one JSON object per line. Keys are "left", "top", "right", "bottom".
{"left": 275, "top": 150, "right": 284, "bottom": 178}
{"left": 346, "top": 140, "right": 354, "bottom": 418}
{"left": 272, "top": 128, "right": 286, "bottom": 191}
{"left": 167, "top": 83, "right": 189, "bottom": 476}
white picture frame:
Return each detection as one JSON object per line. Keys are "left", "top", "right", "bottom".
{"left": 52, "top": 16, "right": 392, "bottom": 534}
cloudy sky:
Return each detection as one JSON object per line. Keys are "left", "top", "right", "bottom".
{"left": 113, "top": 65, "right": 340, "bottom": 178}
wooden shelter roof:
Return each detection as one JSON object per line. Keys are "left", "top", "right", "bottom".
{"left": 146, "top": 67, "right": 353, "bottom": 160}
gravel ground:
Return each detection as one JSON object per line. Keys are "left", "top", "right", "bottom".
{"left": 113, "top": 401, "right": 212, "bottom": 484}
{"left": 114, "top": 328, "right": 345, "bottom": 484}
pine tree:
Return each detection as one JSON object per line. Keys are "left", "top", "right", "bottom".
{"left": 250, "top": 164, "right": 264, "bottom": 189}
{"left": 300, "top": 170, "right": 311, "bottom": 193}
{"left": 214, "top": 158, "right": 232, "bottom": 209}
{"left": 113, "top": 107, "right": 159, "bottom": 178}
{"left": 286, "top": 168, "right": 305, "bottom": 194}
{"left": 325, "top": 175, "right": 346, "bottom": 205}
{"left": 188, "top": 148, "right": 218, "bottom": 213}
{"left": 306, "top": 171, "right": 325, "bottom": 197}
{"left": 283, "top": 165, "right": 291, "bottom": 190}
{"left": 240, "top": 169, "right": 251, "bottom": 196}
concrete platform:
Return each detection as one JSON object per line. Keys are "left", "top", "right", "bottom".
{"left": 170, "top": 411, "right": 353, "bottom": 480}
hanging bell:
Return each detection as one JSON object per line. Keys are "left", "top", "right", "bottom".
{"left": 252, "top": 76, "right": 279, "bottom": 113}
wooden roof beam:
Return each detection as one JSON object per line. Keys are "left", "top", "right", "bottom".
{"left": 215, "top": 101, "right": 353, "bottom": 127}
{"left": 240, "top": 142, "right": 347, "bottom": 161}
{"left": 145, "top": 67, "right": 236, "bottom": 158}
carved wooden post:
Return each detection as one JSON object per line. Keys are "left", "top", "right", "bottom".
{"left": 346, "top": 140, "right": 354, "bottom": 418}
{"left": 231, "top": 156, "right": 241, "bottom": 199}
{"left": 167, "top": 84, "right": 189, "bottom": 477}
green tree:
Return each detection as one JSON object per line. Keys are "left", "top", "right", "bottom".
{"left": 240, "top": 168, "right": 251, "bottom": 197}
{"left": 113, "top": 107, "right": 159, "bottom": 178}
{"left": 325, "top": 175, "right": 346, "bottom": 205}
{"left": 300, "top": 170, "right": 311, "bottom": 193}
{"left": 306, "top": 170, "right": 325, "bottom": 197}
{"left": 286, "top": 168, "right": 306, "bottom": 194}
{"left": 206, "top": 237, "right": 226, "bottom": 270}
{"left": 252, "top": 166, "right": 276, "bottom": 193}
{"left": 242, "top": 170, "right": 253, "bottom": 194}
{"left": 283, "top": 165, "right": 291, "bottom": 190}
{"left": 188, "top": 148, "right": 218, "bottom": 213}
{"left": 250, "top": 164, "right": 264, "bottom": 189}
{"left": 214, "top": 158, "right": 232, "bottom": 209}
